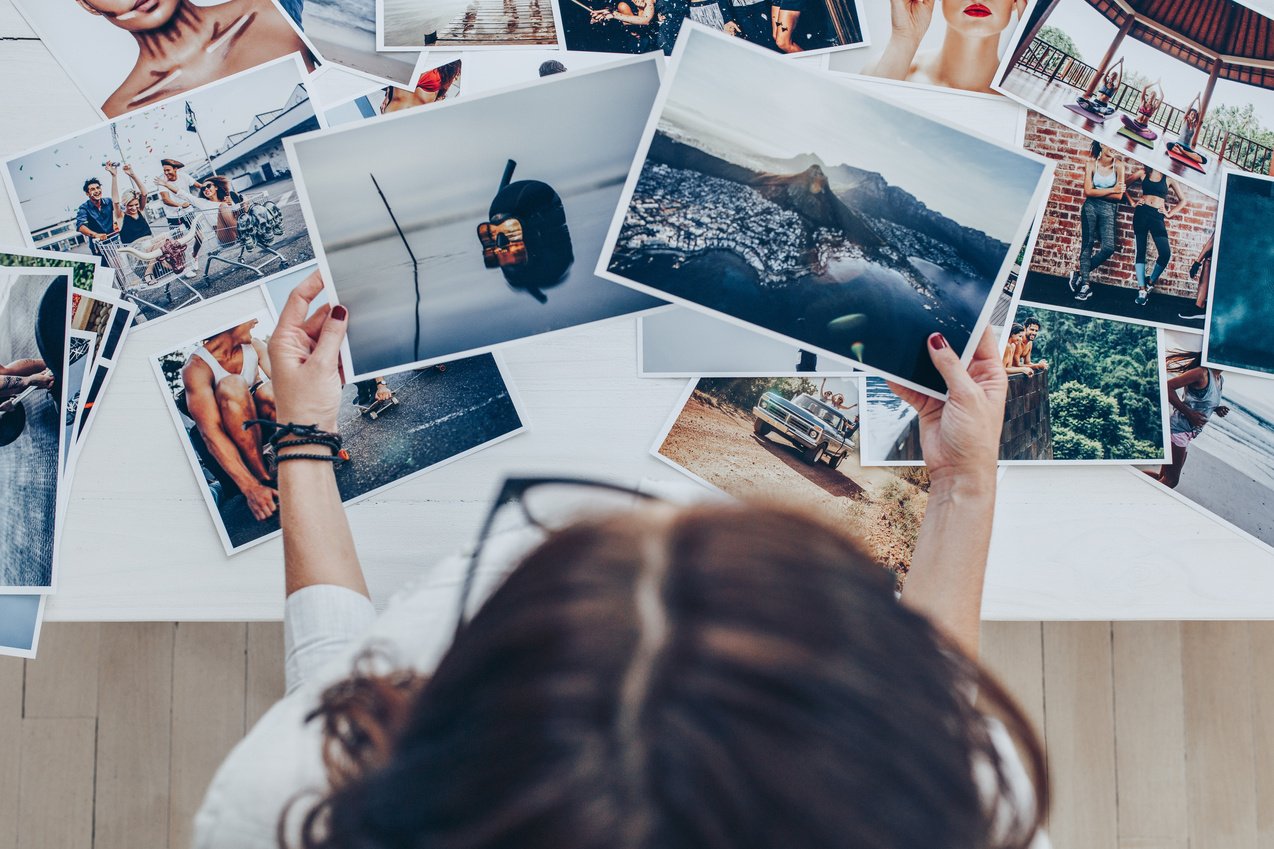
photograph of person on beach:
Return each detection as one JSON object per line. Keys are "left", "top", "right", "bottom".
{"left": 13, "top": 0, "right": 315, "bottom": 119}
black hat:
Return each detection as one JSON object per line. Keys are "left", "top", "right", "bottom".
{"left": 477, "top": 159, "right": 573, "bottom": 303}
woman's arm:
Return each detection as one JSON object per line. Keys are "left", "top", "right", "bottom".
{"left": 602, "top": 1, "right": 654, "bottom": 26}
{"left": 107, "top": 165, "right": 123, "bottom": 228}
{"left": 889, "top": 328, "right": 1006, "bottom": 657}
{"left": 268, "top": 273, "right": 367, "bottom": 599}
{"left": 868, "top": 0, "right": 934, "bottom": 79}
{"left": 1163, "top": 177, "right": 1184, "bottom": 217}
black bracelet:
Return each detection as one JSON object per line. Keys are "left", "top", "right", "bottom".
{"left": 245, "top": 420, "right": 342, "bottom": 451}
{"left": 276, "top": 435, "right": 342, "bottom": 452}
{"left": 276, "top": 452, "right": 342, "bottom": 465}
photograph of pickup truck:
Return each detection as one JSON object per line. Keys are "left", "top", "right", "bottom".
{"left": 652, "top": 375, "right": 930, "bottom": 578}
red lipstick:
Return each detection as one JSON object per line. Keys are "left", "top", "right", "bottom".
{"left": 964, "top": 3, "right": 991, "bottom": 16}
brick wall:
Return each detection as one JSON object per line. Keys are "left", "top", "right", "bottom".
{"left": 1024, "top": 112, "right": 1218, "bottom": 298}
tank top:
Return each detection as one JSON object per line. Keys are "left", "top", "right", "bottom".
{"left": 119, "top": 212, "right": 152, "bottom": 244}
{"left": 1142, "top": 172, "right": 1168, "bottom": 198}
{"left": 1170, "top": 370, "right": 1223, "bottom": 435}
{"left": 193, "top": 343, "right": 259, "bottom": 385}
{"left": 1092, "top": 164, "right": 1117, "bottom": 189}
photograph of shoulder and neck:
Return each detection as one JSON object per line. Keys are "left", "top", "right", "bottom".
{"left": 1016, "top": 111, "right": 1219, "bottom": 332}
{"left": 599, "top": 26, "right": 1052, "bottom": 397}
{"left": 555, "top": 0, "right": 865, "bottom": 57}
{"left": 152, "top": 293, "right": 526, "bottom": 554}
{"left": 826, "top": 0, "right": 1030, "bottom": 95}
{"left": 1202, "top": 172, "right": 1274, "bottom": 379}
{"left": 993, "top": 0, "right": 1274, "bottom": 198}
{"left": 287, "top": 56, "right": 667, "bottom": 381}
{"left": 3, "top": 56, "right": 322, "bottom": 328}
{"left": 859, "top": 303, "right": 1171, "bottom": 464}
{"left": 278, "top": 0, "right": 423, "bottom": 86}
{"left": 640, "top": 308, "right": 858, "bottom": 376}
{"left": 377, "top": 0, "right": 562, "bottom": 50}
{"left": 0, "top": 595, "right": 46, "bottom": 659}
{"left": 0, "top": 270, "right": 76, "bottom": 593}
{"left": 12, "top": 0, "right": 316, "bottom": 120}
{"left": 652, "top": 375, "right": 929, "bottom": 582}
{"left": 1136, "top": 329, "right": 1274, "bottom": 555}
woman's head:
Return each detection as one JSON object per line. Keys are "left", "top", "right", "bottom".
{"left": 1166, "top": 349, "right": 1203, "bottom": 374}
{"left": 121, "top": 189, "right": 143, "bottom": 217}
{"left": 942, "top": 0, "right": 1019, "bottom": 38}
{"left": 1008, "top": 322, "right": 1025, "bottom": 342}
{"left": 1184, "top": 107, "right": 1200, "bottom": 125}
{"left": 1090, "top": 140, "right": 1111, "bottom": 161}
{"left": 75, "top": 0, "right": 181, "bottom": 33}
{"left": 203, "top": 176, "right": 232, "bottom": 203}
{"left": 294, "top": 504, "right": 1046, "bottom": 849}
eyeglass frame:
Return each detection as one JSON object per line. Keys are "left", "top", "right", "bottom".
{"left": 454, "top": 476, "right": 660, "bottom": 638}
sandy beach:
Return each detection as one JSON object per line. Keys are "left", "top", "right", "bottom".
{"left": 1173, "top": 442, "right": 1274, "bottom": 551}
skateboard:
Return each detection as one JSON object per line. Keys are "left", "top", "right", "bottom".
{"left": 360, "top": 393, "right": 400, "bottom": 420}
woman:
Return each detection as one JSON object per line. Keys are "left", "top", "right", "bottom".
{"left": 868, "top": 0, "right": 1029, "bottom": 93}
{"left": 1180, "top": 232, "right": 1213, "bottom": 321}
{"left": 1165, "top": 100, "right": 1208, "bottom": 166}
{"left": 1001, "top": 323, "right": 1033, "bottom": 376}
{"left": 589, "top": 0, "right": 659, "bottom": 53}
{"left": 198, "top": 176, "right": 244, "bottom": 246}
{"left": 1130, "top": 166, "right": 1183, "bottom": 306}
{"left": 380, "top": 60, "right": 462, "bottom": 114}
{"left": 1148, "top": 350, "right": 1229, "bottom": 488}
{"left": 109, "top": 162, "right": 196, "bottom": 281}
{"left": 75, "top": 0, "right": 315, "bottom": 118}
{"left": 1072, "top": 142, "right": 1126, "bottom": 302}
{"left": 193, "top": 275, "right": 1048, "bottom": 849}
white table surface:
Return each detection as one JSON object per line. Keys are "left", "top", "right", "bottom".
{"left": 2, "top": 4, "right": 1271, "bottom": 621}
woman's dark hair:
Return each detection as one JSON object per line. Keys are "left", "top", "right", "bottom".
{"left": 1090, "top": 140, "right": 1105, "bottom": 158}
{"left": 1010, "top": 322, "right": 1024, "bottom": 336}
{"left": 286, "top": 505, "right": 1048, "bottom": 849}
{"left": 1166, "top": 349, "right": 1203, "bottom": 374}
{"left": 204, "top": 175, "right": 233, "bottom": 202}
{"left": 436, "top": 59, "right": 462, "bottom": 93}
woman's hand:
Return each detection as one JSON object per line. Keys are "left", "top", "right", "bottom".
{"left": 887, "top": 0, "right": 935, "bottom": 46}
{"left": 268, "top": 271, "right": 348, "bottom": 434}
{"left": 887, "top": 328, "right": 1007, "bottom": 490}
{"left": 1184, "top": 408, "right": 1208, "bottom": 429}
{"left": 1216, "top": 405, "right": 1230, "bottom": 418}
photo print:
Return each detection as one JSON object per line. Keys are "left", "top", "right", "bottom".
{"left": 0, "top": 248, "right": 99, "bottom": 294}
{"left": 281, "top": 0, "right": 422, "bottom": 85}
{"left": 1136, "top": 330, "right": 1274, "bottom": 555}
{"left": 1203, "top": 172, "right": 1274, "bottom": 379}
{"left": 1017, "top": 111, "right": 1219, "bottom": 332}
{"left": 65, "top": 293, "right": 137, "bottom": 470}
{"left": 288, "top": 56, "right": 666, "bottom": 381}
{"left": 993, "top": 0, "right": 1274, "bottom": 198}
{"left": 455, "top": 49, "right": 624, "bottom": 94}
{"left": 640, "top": 308, "right": 858, "bottom": 376}
{"left": 11, "top": 0, "right": 316, "bottom": 120}
{"left": 3, "top": 57, "right": 323, "bottom": 327}
{"left": 0, "top": 595, "right": 46, "bottom": 659}
{"left": 827, "top": 0, "right": 1032, "bottom": 96}
{"left": 322, "top": 57, "right": 464, "bottom": 125}
{"left": 152, "top": 307, "right": 526, "bottom": 554}
{"left": 556, "top": 0, "right": 866, "bottom": 57}
{"left": 652, "top": 376, "right": 929, "bottom": 580}
{"left": 599, "top": 27, "right": 1053, "bottom": 397}
{"left": 63, "top": 330, "right": 96, "bottom": 477}
{"left": 378, "top": 0, "right": 562, "bottom": 50}
{"left": 0, "top": 270, "right": 76, "bottom": 593}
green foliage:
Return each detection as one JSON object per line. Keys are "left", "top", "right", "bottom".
{"left": 1202, "top": 103, "right": 1274, "bottom": 150}
{"left": 1037, "top": 25, "right": 1082, "bottom": 64}
{"left": 0, "top": 255, "right": 95, "bottom": 292}
{"left": 1015, "top": 310, "right": 1163, "bottom": 460}
{"left": 697, "top": 376, "right": 819, "bottom": 414}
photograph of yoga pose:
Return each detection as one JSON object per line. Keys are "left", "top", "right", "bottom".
{"left": 153, "top": 287, "right": 526, "bottom": 554}
{"left": 1016, "top": 112, "right": 1218, "bottom": 331}
{"left": 12, "top": 0, "right": 315, "bottom": 120}
{"left": 1203, "top": 172, "right": 1274, "bottom": 379}
{"left": 3, "top": 56, "right": 322, "bottom": 326}
{"left": 827, "top": 0, "right": 1031, "bottom": 95}
{"left": 994, "top": 0, "right": 1274, "bottom": 198}
{"left": 557, "top": 0, "right": 864, "bottom": 56}
{"left": 1137, "top": 332, "right": 1274, "bottom": 554}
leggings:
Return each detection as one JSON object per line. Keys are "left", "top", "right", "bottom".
{"left": 1134, "top": 204, "right": 1171, "bottom": 286}
{"left": 1078, "top": 199, "right": 1118, "bottom": 282}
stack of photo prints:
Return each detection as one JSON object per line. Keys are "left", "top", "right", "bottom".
{"left": 2, "top": 0, "right": 1272, "bottom": 656}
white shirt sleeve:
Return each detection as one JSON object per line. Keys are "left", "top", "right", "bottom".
{"left": 283, "top": 584, "right": 377, "bottom": 695}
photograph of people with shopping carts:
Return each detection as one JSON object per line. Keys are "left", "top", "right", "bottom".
{"left": 1, "top": 55, "right": 321, "bottom": 327}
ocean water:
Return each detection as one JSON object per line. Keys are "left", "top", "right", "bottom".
{"left": 863, "top": 375, "right": 916, "bottom": 462}
{"left": 308, "top": 0, "right": 375, "bottom": 35}
{"left": 382, "top": 0, "right": 471, "bottom": 42}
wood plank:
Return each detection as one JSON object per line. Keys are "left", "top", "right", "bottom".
{"left": 246, "top": 622, "right": 285, "bottom": 728}
{"left": 1111, "top": 622, "right": 1187, "bottom": 849}
{"left": 1042, "top": 622, "right": 1117, "bottom": 849}
{"left": 980, "top": 621, "right": 1046, "bottom": 740}
{"left": 1247, "top": 623, "right": 1274, "bottom": 849}
{"left": 168, "top": 623, "right": 246, "bottom": 849}
{"left": 93, "top": 623, "right": 174, "bottom": 849}
{"left": 0, "top": 657, "right": 24, "bottom": 849}
{"left": 16, "top": 718, "right": 96, "bottom": 849}
{"left": 22, "top": 623, "right": 100, "bottom": 718}
{"left": 1181, "top": 621, "right": 1259, "bottom": 849}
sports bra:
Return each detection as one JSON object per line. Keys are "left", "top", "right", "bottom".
{"left": 193, "top": 343, "right": 259, "bottom": 385}
{"left": 1092, "top": 164, "right": 1117, "bottom": 189}
{"left": 1141, "top": 172, "right": 1168, "bottom": 198}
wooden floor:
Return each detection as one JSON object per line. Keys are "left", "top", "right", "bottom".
{"left": 2, "top": 621, "right": 1272, "bottom": 848}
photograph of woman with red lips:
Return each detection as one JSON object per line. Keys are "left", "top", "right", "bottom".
{"left": 15, "top": 0, "right": 315, "bottom": 118}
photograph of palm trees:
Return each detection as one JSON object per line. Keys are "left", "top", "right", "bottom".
{"left": 599, "top": 26, "right": 1052, "bottom": 397}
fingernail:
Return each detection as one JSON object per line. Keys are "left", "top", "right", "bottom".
{"left": 331, "top": 305, "right": 347, "bottom": 321}
{"left": 928, "top": 333, "right": 947, "bottom": 351}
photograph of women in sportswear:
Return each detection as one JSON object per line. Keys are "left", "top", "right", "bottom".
{"left": 557, "top": 0, "right": 863, "bottom": 55}
{"left": 1016, "top": 112, "right": 1217, "bottom": 332}
{"left": 378, "top": 0, "right": 561, "bottom": 49}
{"left": 153, "top": 294, "right": 525, "bottom": 554}
{"left": 993, "top": 0, "right": 1274, "bottom": 198}
{"left": 1202, "top": 172, "right": 1274, "bottom": 379}
{"left": 828, "top": 0, "right": 1030, "bottom": 95}
{"left": 12, "top": 0, "right": 315, "bottom": 119}
{"left": 279, "top": 0, "right": 422, "bottom": 87}
{"left": 1136, "top": 331, "right": 1274, "bottom": 554}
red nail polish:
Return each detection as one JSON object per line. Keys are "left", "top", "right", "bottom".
{"left": 928, "top": 333, "right": 947, "bottom": 351}
{"left": 331, "top": 305, "right": 348, "bottom": 321}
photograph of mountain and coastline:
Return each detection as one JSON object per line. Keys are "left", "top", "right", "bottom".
{"left": 601, "top": 27, "right": 1053, "bottom": 396}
